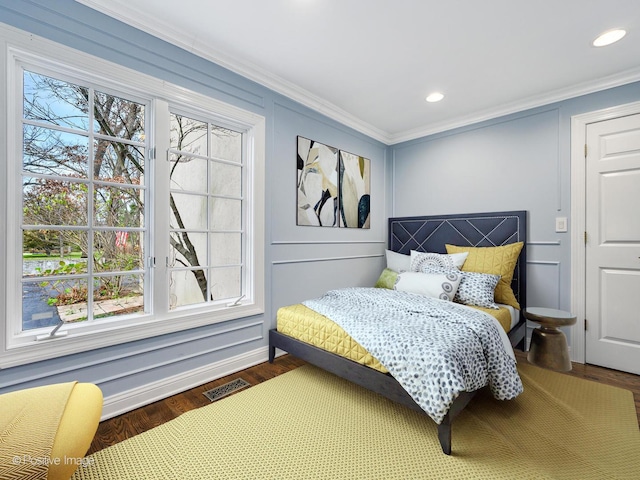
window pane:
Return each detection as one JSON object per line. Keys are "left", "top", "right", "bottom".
{"left": 94, "top": 185, "right": 144, "bottom": 228}
{"left": 210, "top": 161, "right": 241, "bottom": 196}
{"left": 210, "top": 266, "right": 241, "bottom": 301}
{"left": 23, "top": 70, "right": 89, "bottom": 131}
{"left": 169, "top": 269, "right": 208, "bottom": 309}
{"left": 93, "top": 274, "right": 144, "bottom": 319}
{"left": 26, "top": 277, "right": 90, "bottom": 325}
{"left": 22, "top": 237, "right": 87, "bottom": 278}
{"left": 170, "top": 114, "right": 207, "bottom": 155}
{"left": 22, "top": 232, "right": 89, "bottom": 332}
{"left": 93, "top": 91, "right": 145, "bottom": 142}
{"left": 23, "top": 177, "right": 88, "bottom": 226}
{"left": 23, "top": 125, "right": 88, "bottom": 178}
{"left": 93, "top": 231, "right": 144, "bottom": 272}
{"left": 17, "top": 66, "right": 156, "bottom": 336}
{"left": 210, "top": 233, "right": 241, "bottom": 266}
{"left": 169, "top": 232, "right": 207, "bottom": 269}
{"left": 169, "top": 153, "right": 208, "bottom": 193}
{"left": 210, "top": 197, "right": 241, "bottom": 230}
{"left": 22, "top": 280, "right": 62, "bottom": 330}
{"left": 23, "top": 230, "right": 88, "bottom": 273}
{"left": 94, "top": 139, "right": 145, "bottom": 183}
{"left": 168, "top": 117, "right": 244, "bottom": 310}
{"left": 171, "top": 193, "right": 207, "bottom": 231}
{"left": 211, "top": 127, "right": 242, "bottom": 163}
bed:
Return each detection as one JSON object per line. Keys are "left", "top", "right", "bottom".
{"left": 269, "top": 210, "right": 527, "bottom": 455}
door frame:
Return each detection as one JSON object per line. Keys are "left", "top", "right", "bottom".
{"left": 570, "top": 100, "right": 640, "bottom": 364}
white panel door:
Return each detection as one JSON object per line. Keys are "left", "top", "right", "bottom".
{"left": 585, "top": 113, "right": 640, "bottom": 375}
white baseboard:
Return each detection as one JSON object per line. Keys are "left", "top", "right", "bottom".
{"left": 100, "top": 346, "right": 269, "bottom": 420}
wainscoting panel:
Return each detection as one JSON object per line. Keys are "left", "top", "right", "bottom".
{"left": 527, "top": 260, "right": 561, "bottom": 308}
{"left": 92, "top": 321, "right": 264, "bottom": 396}
{"left": 271, "top": 240, "right": 385, "bottom": 265}
{"left": 525, "top": 259, "right": 562, "bottom": 349}
{"left": 101, "top": 346, "right": 269, "bottom": 420}
{"left": 271, "top": 255, "right": 385, "bottom": 326}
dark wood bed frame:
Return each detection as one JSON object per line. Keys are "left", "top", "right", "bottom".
{"left": 269, "top": 210, "right": 527, "bottom": 455}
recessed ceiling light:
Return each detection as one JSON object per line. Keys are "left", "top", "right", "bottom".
{"left": 426, "top": 92, "right": 444, "bottom": 103}
{"left": 593, "top": 29, "right": 626, "bottom": 47}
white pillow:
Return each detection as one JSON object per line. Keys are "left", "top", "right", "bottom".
{"left": 394, "top": 271, "right": 462, "bottom": 301}
{"left": 454, "top": 271, "right": 501, "bottom": 309}
{"left": 417, "top": 263, "right": 501, "bottom": 309}
{"left": 385, "top": 250, "right": 411, "bottom": 273}
{"left": 410, "top": 250, "right": 469, "bottom": 272}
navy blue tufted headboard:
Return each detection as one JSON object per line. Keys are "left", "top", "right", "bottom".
{"left": 388, "top": 211, "right": 527, "bottom": 310}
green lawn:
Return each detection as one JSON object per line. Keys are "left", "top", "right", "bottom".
{"left": 23, "top": 252, "right": 84, "bottom": 259}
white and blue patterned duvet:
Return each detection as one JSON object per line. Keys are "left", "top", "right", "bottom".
{"left": 303, "top": 287, "right": 523, "bottom": 424}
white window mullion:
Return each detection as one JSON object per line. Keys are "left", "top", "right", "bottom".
{"left": 244, "top": 121, "right": 266, "bottom": 309}
{"left": 206, "top": 121, "right": 213, "bottom": 304}
{"left": 4, "top": 57, "right": 23, "bottom": 342}
{"left": 152, "top": 98, "right": 171, "bottom": 316}
{"left": 87, "top": 86, "right": 96, "bottom": 322}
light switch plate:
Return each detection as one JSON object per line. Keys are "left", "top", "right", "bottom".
{"left": 555, "top": 217, "right": 568, "bottom": 233}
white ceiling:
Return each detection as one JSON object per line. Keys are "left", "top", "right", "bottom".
{"left": 76, "top": 0, "right": 640, "bottom": 144}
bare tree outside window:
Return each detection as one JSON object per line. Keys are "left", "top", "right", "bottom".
{"left": 168, "top": 114, "right": 243, "bottom": 309}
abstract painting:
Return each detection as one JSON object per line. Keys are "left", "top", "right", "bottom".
{"left": 339, "top": 150, "right": 370, "bottom": 228}
{"left": 296, "top": 136, "right": 371, "bottom": 229}
{"left": 296, "top": 136, "right": 339, "bottom": 227}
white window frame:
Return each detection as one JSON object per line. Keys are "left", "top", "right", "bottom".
{"left": 0, "top": 25, "right": 265, "bottom": 368}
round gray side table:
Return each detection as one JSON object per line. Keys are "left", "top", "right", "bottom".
{"left": 523, "top": 307, "right": 577, "bottom": 371}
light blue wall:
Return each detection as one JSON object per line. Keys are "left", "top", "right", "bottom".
{"left": 390, "top": 81, "right": 640, "bottom": 346}
{"left": 0, "top": 0, "right": 390, "bottom": 406}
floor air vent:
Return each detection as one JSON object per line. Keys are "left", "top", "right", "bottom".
{"left": 203, "top": 378, "right": 251, "bottom": 402}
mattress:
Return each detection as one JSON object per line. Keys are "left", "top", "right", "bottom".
{"left": 276, "top": 300, "right": 517, "bottom": 374}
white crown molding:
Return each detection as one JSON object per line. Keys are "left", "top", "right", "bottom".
{"left": 388, "top": 66, "right": 640, "bottom": 145}
{"left": 75, "top": 1, "right": 640, "bottom": 146}
{"left": 74, "top": 0, "right": 391, "bottom": 144}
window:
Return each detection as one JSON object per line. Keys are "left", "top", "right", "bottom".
{"left": 168, "top": 114, "right": 244, "bottom": 310}
{"left": 1, "top": 28, "right": 265, "bottom": 368}
{"left": 21, "top": 71, "right": 149, "bottom": 329}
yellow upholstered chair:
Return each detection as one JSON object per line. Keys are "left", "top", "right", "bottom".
{"left": 0, "top": 382, "right": 103, "bottom": 480}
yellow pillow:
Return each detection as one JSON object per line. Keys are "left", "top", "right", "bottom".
{"left": 445, "top": 242, "right": 524, "bottom": 309}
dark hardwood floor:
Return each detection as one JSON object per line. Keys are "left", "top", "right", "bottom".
{"left": 88, "top": 352, "right": 640, "bottom": 455}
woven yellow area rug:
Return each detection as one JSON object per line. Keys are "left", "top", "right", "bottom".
{"left": 72, "top": 363, "right": 640, "bottom": 480}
